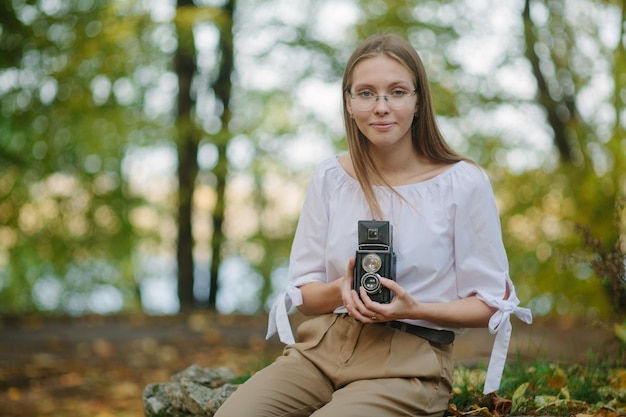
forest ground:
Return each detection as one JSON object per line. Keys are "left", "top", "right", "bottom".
{"left": 0, "top": 311, "right": 620, "bottom": 417}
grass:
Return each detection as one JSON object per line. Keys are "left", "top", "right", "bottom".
{"left": 448, "top": 349, "right": 626, "bottom": 416}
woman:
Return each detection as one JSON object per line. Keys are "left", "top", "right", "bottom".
{"left": 215, "top": 34, "right": 532, "bottom": 417}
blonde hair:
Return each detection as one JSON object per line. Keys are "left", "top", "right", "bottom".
{"left": 342, "top": 34, "right": 470, "bottom": 219}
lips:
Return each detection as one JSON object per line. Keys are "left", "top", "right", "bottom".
{"left": 370, "top": 121, "right": 395, "bottom": 130}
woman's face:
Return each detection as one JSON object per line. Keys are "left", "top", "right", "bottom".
{"left": 346, "top": 54, "right": 418, "bottom": 152}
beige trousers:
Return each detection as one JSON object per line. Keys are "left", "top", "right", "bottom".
{"left": 214, "top": 314, "right": 453, "bottom": 417}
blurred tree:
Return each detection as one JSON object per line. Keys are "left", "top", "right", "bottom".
{"left": 207, "top": 0, "right": 235, "bottom": 310}
{"left": 146, "top": 0, "right": 314, "bottom": 312}
{"left": 0, "top": 1, "right": 170, "bottom": 312}
{"left": 514, "top": 0, "right": 625, "bottom": 317}
{"left": 174, "top": 0, "right": 199, "bottom": 311}
{"left": 171, "top": 0, "right": 234, "bottom": 311}
{"left": 0, "top": 0, "right": 351, "bottom": 314}
{"left": 168, "top": 0, "right": 245, "bottom": 311}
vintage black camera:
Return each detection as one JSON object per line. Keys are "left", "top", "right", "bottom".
{"left": 353, "top": 220, "right": 396, "bottom": 303}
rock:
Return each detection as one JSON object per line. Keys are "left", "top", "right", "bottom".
{"left": 172, "top": 364, "right": 236, "bottom": 384}
{"left": 143, "top": 365, "right": 239, "bottom": 417}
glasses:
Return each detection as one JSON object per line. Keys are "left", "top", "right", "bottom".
{"left": 347, "top": 89, "right": 417, "bottom": 112}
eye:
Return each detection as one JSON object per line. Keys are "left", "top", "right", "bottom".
{"left": 357, "top": 90, "right": 375, "bottom": 98}
{"left": 390, "top": 89, "right": 408, "bottom": 97}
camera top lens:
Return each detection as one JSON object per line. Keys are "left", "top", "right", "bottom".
{"left": 362, "top": 254, "right": 382, "bottom": 273}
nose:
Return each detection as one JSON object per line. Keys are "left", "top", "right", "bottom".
{"left": 373, "top": 95, "right": 391, "bottom": 113}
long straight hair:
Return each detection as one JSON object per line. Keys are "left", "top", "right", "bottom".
{"left": 342, "top": 34, "right": 470, "bottom": 219}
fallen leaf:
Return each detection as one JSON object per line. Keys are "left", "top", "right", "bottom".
{"left": 491, "top": 392, "right": 512, "bottom": 417}
{"left": 613, "top": 325, "right": 626, "bottom": 344}
{"left": 511, "top": 382, "right": 529, "bottom": 413}
{"left": 92, "top": 338, "right": 114, "bottom": 358}
{"left": 546, "top": 366, "right": 568, "bottom": 388}
{"left": 7, "top": 387, "right": 21, "bottom": 400}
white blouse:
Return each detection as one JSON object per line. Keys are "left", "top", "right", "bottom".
{"left": 266, "top": 156, "right": 532, "bottom": 394}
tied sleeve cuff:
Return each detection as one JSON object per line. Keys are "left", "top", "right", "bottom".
{"left": 265, "top": 284, "right": 303, "bottom": 345}
{"left": 475, "top": 290, "right": 533, "bottom": 394}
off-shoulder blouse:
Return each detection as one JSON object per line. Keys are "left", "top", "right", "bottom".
{"left": 266, "top": 156, "right": 532, "bottom": 394}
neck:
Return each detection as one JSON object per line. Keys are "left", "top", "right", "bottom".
{"left": 370, "top": 145, "right": 422, "bottom": 185}
{"left": 370, "top": 147, "right": 451, "bottom": 187}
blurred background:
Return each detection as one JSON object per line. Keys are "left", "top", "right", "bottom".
{"left": 1, "top": 0, "right": 625, "bottom": 322}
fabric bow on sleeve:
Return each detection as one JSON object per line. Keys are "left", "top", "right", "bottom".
{"left": 476, "top": 289, "right": 533, "bottom": 394}
{"left": 266, "top": 284, "right": 303, "bottom": 345}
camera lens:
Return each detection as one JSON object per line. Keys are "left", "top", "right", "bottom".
{"left": 361, "top": 273, "right": 382, "bottom": 294}
{"left": 362, "top": 254, "right": 382, "bottom": 273}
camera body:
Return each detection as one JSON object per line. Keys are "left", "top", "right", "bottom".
{"left": 353, "top": 220, "right": 396, "bottom": 303}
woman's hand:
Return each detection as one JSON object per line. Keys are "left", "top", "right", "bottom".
{"left": 342, "top": 259, "right": 408, "bottom": 323}
{"left": 357, "top": 277, "right": 417, "bottom": 322}
{"left": 345, "top": 274, "right": 417, "bottom": 323}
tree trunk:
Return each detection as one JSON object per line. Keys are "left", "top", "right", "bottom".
{"left": 522, "top": 0, "right": 574, "bottom": 163}
{"left": 208, "top": 0, "right": 236, "bottom": 310}
{"left": 175, "top": 0, "right": 198, "bottom": 311}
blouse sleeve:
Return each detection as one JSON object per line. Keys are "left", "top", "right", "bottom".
{"left": 453, "top": 165, "right": 510, "bottom": 299}
{"left": 452, "top": 166, "right": 532, "bottom": 394}
{"left": 266, "top": 164, "right": 330, "bottom": 344}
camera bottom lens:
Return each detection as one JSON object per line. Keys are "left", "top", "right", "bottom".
{"left": 361, "top": 273, "right": 382, "bottom": 294}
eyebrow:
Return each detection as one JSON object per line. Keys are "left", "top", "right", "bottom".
{"left": 351, "top": 80, "right": 413, "bottom": 90}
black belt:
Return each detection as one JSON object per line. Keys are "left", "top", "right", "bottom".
{"left": 377, "top": 321, "right": 455, "bottom": 345}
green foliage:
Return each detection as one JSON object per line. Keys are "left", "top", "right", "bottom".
{"left": 0, "top": 0, "right": 170, "bottom": 313}
{"left": 511, "top": 0, "right": 626, "bottom": 319}
{"left": 494, "top": 167, "right": 616, "bottom": 318}
{"left": 573, "top": 198, "right": 626, "bottom": 315}
{"left": 1, "top": 0, "right": 625, "bottom": 318}
{"left": 450, "top": 360, "right": 626, "bottom": 416}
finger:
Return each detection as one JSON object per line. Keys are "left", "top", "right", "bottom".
{"left": 378, "top": 277, "right": 402, "bottom": 294}
{"left": 359, "top": 287, "right": 395, "bottom": 321}
{"left": 357, "top": 288, "right": 380, "bottom": 316}
{"left": 359, "top": 286, "right": 384, "bottom": 309}
{"left": 347, "top": 290, "right": 377, "bottom": 321}
{"left": 345, "top": 289, "right": 364, "bottom": 315}
{"left": 351, "top": 289, "right": 366, "bottom": 308}
{"left": 346, "top": 257, "right": 355, "bottom": 278}
{"left": 358, "top": 287, "right": 372, "bottom": 304}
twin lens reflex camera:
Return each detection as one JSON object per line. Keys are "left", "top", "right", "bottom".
{"left": 353, "top": 220, "right": 396, "bottom": 303}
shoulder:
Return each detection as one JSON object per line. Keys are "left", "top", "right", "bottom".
{"left": 453, "top": 161, "right": 490, "bottom": 186}
{"left": 416, "top": 160, "right": 489, "bottom": 191}
{"left": 305, "top": 155, "right": 356, "bottom": 195}
{"left": 441, "top": 161, "right": 493, "bottom": 198}
{"left": 312, "top": 156, "right": 340, "bottom": 175}
{"left": 448, "top": 161, "right": 497, "bottom": 206}
{"left": 310, "top": 155, "right": 352, "bottom": 184}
